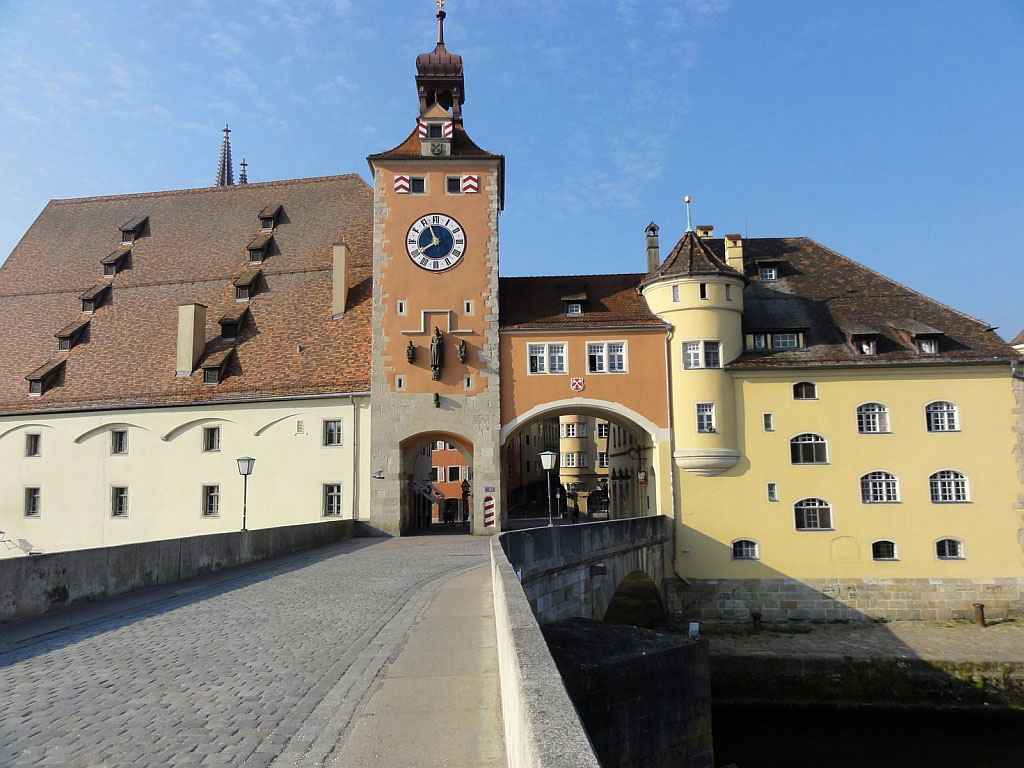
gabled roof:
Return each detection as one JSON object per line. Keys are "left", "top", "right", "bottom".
{"left": 707, "top": 237, "right": 1017, "bottom": 369}
{"left": 640, "top": 229, "right": 745, "bottom": 288}
{"left": 500, "top": 274, "right": 665, "bottom": 331}
{"left": 0, "top": 174, "right": 373, "bottom": 415}
{"left": 421, "top": 103, "right": 453, "bottom": 120}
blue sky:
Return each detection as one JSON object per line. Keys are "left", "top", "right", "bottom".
{"left": 2, "top": 1, "right": 1022, "bottom": 337}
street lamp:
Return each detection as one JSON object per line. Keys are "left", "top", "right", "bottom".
{"left": 236, "top": 456, "right": 255, "bottom": 531}
{"left": 538, "top": 450, "right": 557, "bottom": 528}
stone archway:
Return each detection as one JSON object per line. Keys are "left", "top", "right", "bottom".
{"left": 400, "top": 431, "right": 475, "bottom": 534}
{"left": 602, "top": 570, "right": 665, "bottom": 629}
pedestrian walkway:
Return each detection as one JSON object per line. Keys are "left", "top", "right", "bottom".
{"left": 0, "top": 534, "right": 501, "bottom": 767}
{"left": 332, "top": 566, "right": 505, "bottom": 767}
{"left": 705, "top": 618, "right": 1024, "bottom": 662}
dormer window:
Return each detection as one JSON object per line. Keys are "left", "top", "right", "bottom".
{"left": 55, "top": 319, "right": 89, "bottom": 351}
{"left": 201, "top": 347, "right": 235, "bottom": 387}
{"left": 219, "top": 306, "right": 249, "bottom": 340}
{"left": 233, "top": 270, "right": 261, "bottom": 302}
{"left": 560, "top": 287, "right": 587, "bottom": 317}
{"left": 760, "top": 266, "right": 777, "bottom": 280}
{"left": 747, "top": 331, "right": 804, "bottom": 351}
{"left": 247, "top": 233, "right": 273, "bottom": 265}
{"left": 79, "top": 283, "right": 111, "bottom": 314}
{"left": 566, "top": 303, "right": 583, "bottom": 316}
{"left": 843, "top": 325, "right": 880, "bottom": 356}
{"left": 101, "top": 248, "right": 130, "bottom": 278}
{"left": 917, "top": 337, "right": 939, "bottom": 354}
{"left": 119, "top": 215, "right": 148, "bottom": 245}
{"left": 26, "top": 359, "right": 65, "bottom": 396}
{"left": 857, "top": 338, "right": 876, "bottom": 355}
{"left": 428, "top": 123, "right": 443, "bottom": 138}
{"left": 258, "top": 205, "right": 281, "bottom": 232}
{"left": 890, "top": 319, "right": 943, "bottom": 355}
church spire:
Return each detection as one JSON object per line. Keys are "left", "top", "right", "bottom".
{"left": 239, "top": 158, "right": 248, "bottom": 185}
{"left": 215, "top": 124, "right": 234, "bottom": 187}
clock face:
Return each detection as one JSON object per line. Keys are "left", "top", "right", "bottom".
{"left": 406, "top": 213, "right": 466, "bottom": 272}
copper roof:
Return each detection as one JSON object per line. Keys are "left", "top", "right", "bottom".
{"left": 640, "top": 229, "right": 745, "bottom": 288}
{"left": 0, "top": 174, "right": 373, "bottom": 415}
{"left": 500, "top": 274, "right": 665, "bottom": 330}
{"left": 416, "top": 42, "right": 464, "bottom": 78}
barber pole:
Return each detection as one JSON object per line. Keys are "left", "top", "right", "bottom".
{"left": 483, "top": 496, "right": 495, "bottom": 527}
{"left": 394, "top": 175, "right": 410, "bottom": 194}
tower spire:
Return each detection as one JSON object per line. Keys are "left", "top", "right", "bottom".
{"left": 239, "top": 158, "right": 248, "bottom": 185}
{"left": 215, "top": 124, "right": 234, "bottom": 187}
{"left": 436, "top": 0, "right": 446, "bottom": 45}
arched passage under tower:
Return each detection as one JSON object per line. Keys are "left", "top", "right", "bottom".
{"left": 400, "top": 431, "right": 478, "bottom": 534}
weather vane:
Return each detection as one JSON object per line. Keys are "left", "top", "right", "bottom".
{"left": 437, "top": 0, "right": 445, "bottom": 10}
{"left": 684, "top": 195, "right": 693, "bottom": 232}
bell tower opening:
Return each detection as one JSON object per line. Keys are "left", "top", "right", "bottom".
{"left": 416, "top": 1, "right": 465, "bottom": 121}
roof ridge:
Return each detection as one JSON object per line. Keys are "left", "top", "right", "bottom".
{"left": 49, "top": 174, "right": 370, "bottom": 206}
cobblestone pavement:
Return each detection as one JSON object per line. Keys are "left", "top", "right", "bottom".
{"left": 704, "top": 618, "right": 1024, "bottom": 662}
{"left": 0, "top": 534, "right": 490, "bottom": 768}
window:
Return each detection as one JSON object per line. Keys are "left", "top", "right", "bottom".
{"left": 396, "top": 300, "right": 407, "bottom": 315}
{"left": 793, "top": 382, "right": 817, "bottom": 400}
{"left": 760, "top": 266, "right": 777, "bottom": 280}
{"left": 683, "top": 342, "right": 701, "bottom": 370}
{"left": 917, "top": 337, "right": 939, "bottom": 354}
{"left": 929, "top": 470, "right": 969, "bottom": 503}
{"left": 323, "top": 420, "right": 342, "bottom": 446}
{"left": 203, "top": 426, "right": 220, "bottom": 452}
{"left": 395, "top": 375, "right": 405, "bottom": 391}
{"left": 597, "top": 423, "right": 609, "bottom": 439}
{"left": 566, "top": 303, "right": 583, "bottom": 316}
{"left": 671, "top": 285, "right": 680, "bottom": 303}
{"left": 576, "top": 452, "right": 588, "bottom": 468}
{"left": 528, "top": 342, "right": 566, "bottom": 374}
{"left": 111, "top": 429, "right": 128, "bottom": 455}
{"left": 790, "top": 433, "right": 827, "bottom": 464}
{"left": 446, "top": 176, "right": 462, "bottom": 194}
{"left": 860, "top": 471, "right": 899, "bottom": 503}
{"left": 857, "top": 403, "right": 890, "bottom": 434}
{"left": 696, "top": 403, "right": 716, "bottom": 433}
{"left": 323, "top": 483, "right": 343, "bottom": 517}
{"left": 448, "top": 466, "right": 461, "bottom": 482}
{"left": 753, "top": 334, "right": 767, "bottom": 349}
{"left": 856, "top": 338, "right": 876, "bottom": 356}
{"left": 598, "top": 451, "right": 609, "bottom": 468}
{"left": 563, "top": 422, "right": 577, "bottom": 438}
{"left": 925, "top": 401, "right": 958, "bottom": 432}
{"left": 936, "top": 538, "right": 964, "bottom": 560}
{"left": 704, "top": 341, "right": 721, "bottom": 368}
{"left": 732, "top": 539, "right": 759, "bottom": 560}
{"left": 410, "top": 177, "right": 426, "bottom": 194}
{"left": 111, "top": 486, "right": 129, "bottom": 517}
{"left": 699, "top": 283, "right": 708, "bottom": 300}
{"left": 25, "top": 433, "right": 41, "bottom": 457}
{"left": 463, "top": 300, "right": 473, "bottom": 315}
{"left": 872, "top": 540, "right": 897, "bottom": 560}
{"left": 525, "top": 460, "right": 531, "bottom": 474}
{"left": 203, "top": 368, "right": 221, "bottom": 386}
{"left": 588, "top": 342, "right": 626, "bottom": 373}
{"left": 463, "top": 375, "right": 473, "bottom": 390}
{"left": 725, "top": 284, "right": 732, "bottom": 301}
{"left": 794, "top": 498, "right": 832, "bottom": 530}
{"left": 59, "top": 336, "right": 72, "bottom": 350}
{"left": 524, "top": 435, "right": 530, "bottom": 446}
{"left": 202, "top": 485, "right": 220, "bottom": 517}
{"left": 25, "top": 487, "right": 40, "bottom": 517}
{"left": 235, "top": 285, "right": 251, "bottom": 302}
{"left": 562, "top": 452, "right": 577, "bottom": 468}
{"left": 766, "top": 482, "right": 778, "bottom": 502}
{"left": 772, "top": 333, "right": 798, "bottom": 349}
{"left": 429, "top": 466, "right": 442, "bottom": 483}
{"left": 762, "top": 413, "right": 774, "bottom": 432}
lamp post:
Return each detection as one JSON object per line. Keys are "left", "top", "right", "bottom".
{"left": 538, "top": 450, "right": 557, "bottom": 528}
{"left": 236, "top": 456, "right": 255, "bottom": 531}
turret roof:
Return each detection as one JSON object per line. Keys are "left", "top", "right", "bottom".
{"left": 640, "top": 229, "right": 745, "bottom": 288}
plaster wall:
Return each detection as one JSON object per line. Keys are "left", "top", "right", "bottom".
{"left": 0, "top": 396, "right": 370, "bottom": 558}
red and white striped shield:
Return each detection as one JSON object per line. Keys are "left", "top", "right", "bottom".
{"left": 416, "top": 120, "right": 428, "bottom": 138}
{"left": 394, "top": 175, "right": 410, "bottom": 194}
{"left": 483, "top": 496, "right": 495, "bottom": 527}
{"left": 462, "top": 174, "right": 479, "bottom": 193}
{"left": 443, "top": 121, "right": 453, "bottom": 139}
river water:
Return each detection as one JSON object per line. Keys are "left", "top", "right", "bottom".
{"left": 712, "top": 704, "right": 1024, "bottom": 768}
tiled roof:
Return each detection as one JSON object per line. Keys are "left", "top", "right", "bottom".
{"left": 1011, "top": 329, "right": 1024, "bottom": 347}
{"left": 640, "top": 229, "right": 745, "bottom": 288}
{"left": 0, "top": 174, "right": 373, "bottom": 415}
{"left": 708, "top": 237, "right": 1018, "bottom": 369}
{"left": 500, "top": 274, "right": 666, "bottom": 330}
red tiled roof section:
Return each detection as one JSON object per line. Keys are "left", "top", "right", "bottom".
{"left": 640, "top": 229, "right": 744, "bottom": 288}
{"left": 499, "top": 274, "right": 665, "bottom": 330}
{"left": 1010, "top": 329, "right": 1024, "bottom": 347}
{"left": 368, "top": 123, "right": 501, "bottom": 161}
{"left": 706, "top": 237, "right": 1018, "bottom": 369}
{"left": 0, "top": 175, "right": 373, "bottom": 414}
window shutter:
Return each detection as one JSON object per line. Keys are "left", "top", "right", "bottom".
{"left": 461, "top": 174, "right": 479, "bottom": 193}
{"left": 394, "top": 175, "right": 411, "bottom": 194}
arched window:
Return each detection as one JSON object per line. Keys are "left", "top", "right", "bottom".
{"left": 790, "top": 433, "right": 827, "bottom": 464}
{"left": 732, "top": 539, "right": 759, "bottom": 560}
{"left": 793, "top": 381, "right": 817, "bottom": 400}
{"left": 871, "top": 540, "right": 897, "bottom": 560}
{"left": 860, "top": 471, "right": 899, "bottom": 503}
{"left": 929, "top": 470, "right": 969, "bottom": 503}
{"left": 794, "top": 498, "right": 832, "bottom": 530}
{"left": 925, "top": 401, "right": 958, "bottom": 432}
{"left": 856, "top": 403, "right": 890, "bottom": 434}
{"left": 936, "top": 538, "right": 964, "bottom": 560}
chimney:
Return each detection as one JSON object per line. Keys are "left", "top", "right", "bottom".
{"left": 725, "top": 234, "right": 744, "bottom": 273}
{"left": 696, "top": 225, "right": 714, "bottom": 239}
{"left": 645, "top": 222, "right": 660, "bottom": 273}
{"left": 176, "top": 303, "right": 207, "bottom": 377}
{"left": 332, "top": 241, "right": 349, "bottom": 318}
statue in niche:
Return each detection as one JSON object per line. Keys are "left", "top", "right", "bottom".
{"left": 430, "top": 326, "right": 444, "bottom": 380}
{"left": 457, "top": 339, "right": 467, "bottom": 363}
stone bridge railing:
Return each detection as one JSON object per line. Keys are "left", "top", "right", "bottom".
{"left": 500, "top": 515, "right": 672, "bottom": 625}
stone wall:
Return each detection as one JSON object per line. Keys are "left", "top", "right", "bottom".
{"left": 0, "top": 519, "right": 354, "bottom": 622}
{"left": 667, "top": 576, "right": 1024, "bottom": 623}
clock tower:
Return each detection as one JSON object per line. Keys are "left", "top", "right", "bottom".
{"left": 366, "top": 2, "right": 505, "bottom": 536}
